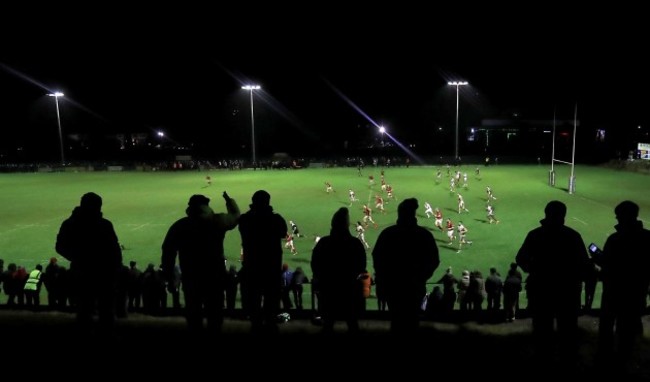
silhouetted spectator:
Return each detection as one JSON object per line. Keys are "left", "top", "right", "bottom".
{"left": 373, "top": 198, "right": 440, "bottom": 333}
{"left": 457, "top": 270, "right": 470, "bottom": 312}
{"left": 291, "top": 267, "right": 309, "bottom": 310}
{"left": 281, "top": 263, "right": 294, "bottom": 311}
{"left": 597, "top": 201, "right": 650, "bottom": 362}
{"left": 311, "top": 207, "right": 367, "bottom": 333}
{"left": 127, "top": 261, "right": 142, "bottom": 312}
{"left": 485, "top": 267, "right": 503, "bottom": 311}
{"left": 168, "top": 265, "right": 182, "bottom": 309}
{"left": 238, "top": 190, "right": 287, "bottom": 334}
{"left": 3, "top": 263, "right": 19, "bottom": 306}
{"left": 142, "top": 263, "right": 162, "bottom": 314}
{"left": 115, "top": 264, "right": 129, "bottom": 318}
{"left": 225, "top": 265, "right": 239, "bottom": 315}
{"left": 437, "top": 266, "right": 458, "bottom": 315}
{"left": 374, "top": 272, "right": 387, "bottom": 312}
{"left": 503, "top": 268, "right": 522, "bottom": 322}
{"left": 43, "top": 257, "right": 61, "bottom": 308}
{"left": 162, "top": 192, "right": 240, "bottom": 334}
{"left": 509, "top": 262, "right": 523, "bottom": 311}
{"left": 55, "top": 192, "right": 123, "bottom": 334}
{"left": 14, "top": 266, "right": 28, "bottom": 305}
{"left": 583, "top": 260, "right": 599, "bottom": 312}
{"left": 424, "top": 286, "right": 444, "bottom": 319}
{"left": 468, "top": 270, "right": 487, "bottom": 313}
{"left": 359, "top": 269, "right": 372, "bottom": 312}
{"left": 515, "top": 200, "right": 590, "bottom": 363}
{"left": 57, "top": 266, "right": 72, "bottom": 308}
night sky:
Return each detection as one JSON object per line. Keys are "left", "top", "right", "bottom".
{"left": 1, "top": 10, "right": 647, "bottom": 160}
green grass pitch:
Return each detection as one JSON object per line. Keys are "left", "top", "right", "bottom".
{"left": 1, "top": 164, "right": 649, "bottom": 308}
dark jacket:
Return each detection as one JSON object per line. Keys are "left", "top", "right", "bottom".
{"left": 161, "top": 199, "right": 239, "bottom": 283}
{"left": 238, "top": 205, "right": 287, "bottom": 276}
{"left": 600, "top": 220, "right": 650, "bottom": 317}
{"left": 56, "top": 207, "right": 122, "bottom": 277}
{"left": 516, "top": 217, "right": 589, "bottom": 305}
{"left": 372, "top": 218, "right": 439, "bottom": 296}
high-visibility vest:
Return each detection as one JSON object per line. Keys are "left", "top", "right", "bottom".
{"left": 24, "top": 270, "right": 41, "bottom": 291}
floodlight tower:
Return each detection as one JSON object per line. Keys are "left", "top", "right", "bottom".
{"left": 448, "top": 81, "right": 468, "bottom": 161}
{"left": 379, "top": 125, "right": 386, "bottom": 146}
{"left": 242, "top": 85, "right": 261, "bottom": 165}
{"left": 47, "top": 92, "right": 65, "bottom": 165}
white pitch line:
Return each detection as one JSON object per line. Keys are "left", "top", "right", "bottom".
{"left": 577, "top": 196, "right": 610, "bottom": 209}
{"left": 130, "top": 223, "right": 150, "bottom": 231}
{"left": 0, "top": 225, "right": 35, "bottom": 235}
{"left": 125, "top": 222, "right": 167, "bottom": 231}
{"left": 572, "top": 217, "right": 588, "bottom": 225}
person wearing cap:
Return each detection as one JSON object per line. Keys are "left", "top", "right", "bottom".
{"left": 238, "top": 190, "right": 288, "bottom": 334}
{"left": 372, "top": 198, "right": 440, "bottom": 333}
{"left": 161, "top": 191, "right": 240, "bottom": 334}
{"left": 515, "top": 200, "right": 590, "bottom": 363}
{"left": 55, "top": 192, "right": 123, "bottom": 333}
{"left": 597, "top": 200, "right": 650, "bottom": 363}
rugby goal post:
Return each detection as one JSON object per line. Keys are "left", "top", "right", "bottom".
{"left": 549, "top": 104, "right": 578, "bottom": 194}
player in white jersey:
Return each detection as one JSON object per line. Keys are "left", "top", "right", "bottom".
{"left": 424, "top": 202, "right": 434, "bottom": 218}
{"left": 325, "top": 181, "right": 333, "bottom": 193}
{"left": 458, "top": 193, "right": 469, "bottom": 213}
{"left": 349, "top": 189, "right": 357, "bottom": 204}
{"left": 486, "top": 204, "right": 500, "bottom": 224}
{"left": 290, "top": 220, "right": 303, "bottom": 237}
{"left": 356, "top": 221, "right": 370, "bottom": 249}
{"left": 486, "top": 186, "right": 497, "bottom": 201}
{"left": 457, "top": 221, "right": 472, "bottom": 252}
{"left": 462, "top": 172, "right": 468, "bottom": 189}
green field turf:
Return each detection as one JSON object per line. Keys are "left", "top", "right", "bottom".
{"left": 1, "top": 164, "right": 649, "bottom": 309}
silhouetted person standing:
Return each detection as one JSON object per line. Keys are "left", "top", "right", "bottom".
{"left": 515, "top": 200, "right": 590, "bottom": 363}
{"left": 225, "top": 265, "right": 239, "bottom": 315}
{"left": 162, "top": 192, "right": 239, "bottom": 334}
{"left": 597, "top": 201, "right": 650, "bottom": 362}
{"left": 311, "top": 207, "right": 366, "bottom": 333}
{"left": 238, "top": 190, "right": 288, "bottom": 334}
{"left": 55, "top": 192, "right": 123, "bottom": 334}
{"left": 373, "top": 198, "right": 440, "bottom": 333}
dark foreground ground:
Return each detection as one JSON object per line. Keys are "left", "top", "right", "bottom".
{"left": 2, "top": 309, "right": 649, "bottom": 379}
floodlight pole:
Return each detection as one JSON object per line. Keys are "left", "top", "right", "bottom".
{"left": 448, "top": 81, "right": 468, "bottom": 161}
{"left": 242, "top": 85, "right": 261, "bottom": 165}
{"left": 48, "top": 92, "right": 65, "bottom": 165}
